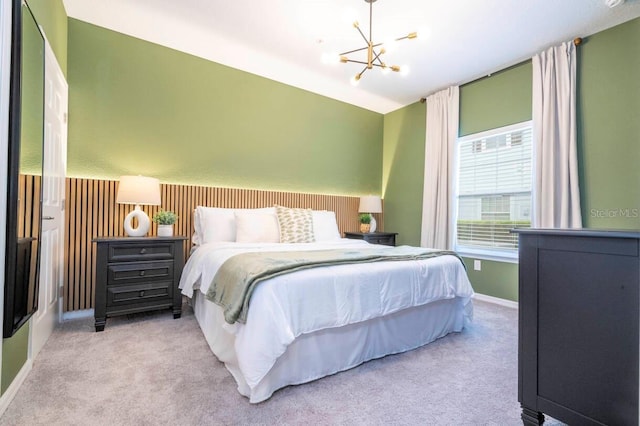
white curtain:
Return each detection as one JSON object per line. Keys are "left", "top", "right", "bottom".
{"left": 532, "top": 41, "right": 582, "bottom": 228}
{"left": 420, "top": 86, "right": 460, "bottom": 249}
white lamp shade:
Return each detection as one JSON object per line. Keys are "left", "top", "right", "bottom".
{"left": 116, "top": 175, "right": 161, "bottom": 206}
{"left": 358, "top": 195, "right": 382, "bottom": 233}
{"left": 358, "top": 195, "right": 382, "bottom": 213}
{"left": 116, "top": 176, "right": 161, "bottom": 237}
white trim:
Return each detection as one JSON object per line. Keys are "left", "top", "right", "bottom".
{"left": 0, "top": 359, "right": 32, "bottom": 417}
{"left": 62, "top": 309, "right": 94, "bottom": 321}
{"left": 457, "top": 248, "right": 519, "bottom": 264}
{"left": 472, "top": 293, "right": 519, "bottom": 310}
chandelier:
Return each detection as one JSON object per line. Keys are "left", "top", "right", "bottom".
{"left": 324, "top": 0, "right": 418, "bottom": 85}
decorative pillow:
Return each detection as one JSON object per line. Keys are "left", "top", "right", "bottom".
{"left": 275, "top": 205, "right": 315, "bottom": 243}
{"left": 312, "top": 210, "right": 341, "bottom": 241}
{"left": 235, "top": 212, "right": 280, "bottom": 243}
{"left": 194, "top": 206, "right": 275, "bottom": 244}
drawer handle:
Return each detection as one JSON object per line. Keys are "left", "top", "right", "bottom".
{"left": 139, "top": 290, "right": 145, "bottom": 297}
{"left": 140, "top": 248, "right": 146, "bottom": 254}
{"left": 139, "top": 271, "right": 145, "bottom": 276}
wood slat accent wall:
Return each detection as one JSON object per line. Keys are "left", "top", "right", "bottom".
{"left": 18, "top": 174, "right": 41, "bottom": 240}
{"left": 63, "top": 177, "right": 383, "bottom": 312}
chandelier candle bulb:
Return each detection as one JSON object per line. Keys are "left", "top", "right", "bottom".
{"left": 321, "top": 52, "right": 341, "bottom": 64}
{"left": 382, "top": 38, "right": 398, "bottom": 53}
{"left": 341, "top": 7, "right": 359, "bottom": 25}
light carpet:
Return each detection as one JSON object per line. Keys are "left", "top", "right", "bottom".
{"left": 0, "top": 300, "right": 562, "bottom": 425}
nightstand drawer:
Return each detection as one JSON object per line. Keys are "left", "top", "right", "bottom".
{"left": 368, "top": 236, "right": 394, "bottom": 246}
{"left": 107, "top": 261, "right": 173, "bottom": 286}
{"left": 108, "top": 242, "right": 175, "bottom": 262}
{"left": 107, "top": 281, "right": 173, "bottom": 306}
{"left": 344, "top": 232, "right": 397, "bottom": 247}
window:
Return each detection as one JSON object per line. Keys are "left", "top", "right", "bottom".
{"left": 455, "top": 121, "right": 532, "bottom": 260}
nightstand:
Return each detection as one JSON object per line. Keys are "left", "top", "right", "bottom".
{"left": 93, "top": 236, "right": 187, "bottom": 332}
{"left": 344, "top": 232, "right": 397, "bottom": 246}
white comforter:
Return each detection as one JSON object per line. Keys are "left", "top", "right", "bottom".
{"left": 179, "top": 239, "right": 474, "bottom": 391}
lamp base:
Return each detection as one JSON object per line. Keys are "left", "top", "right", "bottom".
{"left": 124, "top": 205, "right": 151, "bottom": 237}
{"left": 370, "top": 215, "right": 377, "bottom": 233}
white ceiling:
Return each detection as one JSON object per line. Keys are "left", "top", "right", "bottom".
{"left": 62, "top": 0, "right": 640, "bottom": 114}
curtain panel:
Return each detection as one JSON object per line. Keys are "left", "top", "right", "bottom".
{"left": 421, "top": 86, "right": 460, "bottom": 249}
{"left": 532, "top": 41, "right": 582, "bottom": 228}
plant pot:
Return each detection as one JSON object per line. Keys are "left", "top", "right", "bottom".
{"left": 157, "top": 224, "right": 174, "bottom": 237}
{"left": 360, "top": 223, "right": 371, "bottom": 233}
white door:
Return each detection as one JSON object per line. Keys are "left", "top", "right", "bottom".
{"left": 31, "top": 41, "right": 67, "bottom": 359}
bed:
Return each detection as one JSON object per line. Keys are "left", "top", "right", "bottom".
{"left": 179, "top": 206, "right": 474, "bottom": 403}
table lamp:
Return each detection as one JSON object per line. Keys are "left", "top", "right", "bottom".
{"left": 358, "top": 195, "right": 382, "bottom": 233}
{"left": 116, "top": 175, "right": 161, "bottom": 237}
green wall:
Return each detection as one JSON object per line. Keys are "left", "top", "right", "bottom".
{"left": 382, "top": 17, "right": 640, "bottom": 302}
{"left": 18, "top": 2, "right": 45, "bottom": 175}
{"left": 382, "top": 102, "right": 425, "bottom": 246}
{"left": 1, "top": 324, "right": 29, "bottom": 394}
{"left": 458, "top": 61, "right": 532, "bottom": 137}
{"left": 26, "top": 0, "right": 67, "bottom": 76}
{"left": 67, "top": 19, "right": 383, "bottom": 196}
{"left": 578, "top": 18, "right": 640, "bottom": 230}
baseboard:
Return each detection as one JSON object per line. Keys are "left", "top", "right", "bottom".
{"left": 62, "top": 309, "right": 94, "bottom": 321}
{"left": 0, "top": 358, "right": 32, "bottom": 416}
{"left": 473, "top": 293, "right": 519, "bottom": 309}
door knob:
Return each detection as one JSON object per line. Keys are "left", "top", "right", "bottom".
{"left": 43, "top": 216, "right": 55, "bottom": 220}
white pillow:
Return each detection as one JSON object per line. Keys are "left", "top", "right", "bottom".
{"left": 235, "top": 212, "right": 280, "bottom": 243}
{"left": 194, "top": 206, "right": 275, "bottom": 244}
{"left": 195, "top": 207, "right": 235, "bottom": 243}
{"left": 312, "top": 210, "right": 341, "bottom": 241}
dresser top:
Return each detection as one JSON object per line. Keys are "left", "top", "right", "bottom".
{"left": 512, "top": 228, "right": 639, "bottom": 239}
{"left": 344, "top": 232, "right": 398, "bottom": 236}
{"left": 93, "top": 236, "right": 188, "bottom": 243}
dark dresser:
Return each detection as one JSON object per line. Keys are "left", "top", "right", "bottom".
{"left": 93, "top": 236, "right": 187, "bottom": 331}
{"left": 344, "top": 231, "right": 397, "bottom": 246}
{"left": 514, "top": 228, "right": 640, "bottom": 425}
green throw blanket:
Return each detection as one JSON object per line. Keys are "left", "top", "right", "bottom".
{"left": 205, "top": 246, "right": 462, "bottom": 324}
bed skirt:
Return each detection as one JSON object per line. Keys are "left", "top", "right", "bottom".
{"left": 192, "top": 292, "right": 472, "bottom": 403}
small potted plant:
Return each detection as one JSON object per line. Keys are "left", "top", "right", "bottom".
{"left": 359, "top": 213, "right": 372, "bottom": 233}
{"left": 153, "top": 210, "right": 178, "bottom": 237}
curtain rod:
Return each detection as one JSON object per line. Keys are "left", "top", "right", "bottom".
{"left": 419, "top": 37, "right": 583, "bottom": 104}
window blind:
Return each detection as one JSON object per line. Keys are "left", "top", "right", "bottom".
{"left": 456, "top": 123, "right": 532, "bottom": 253}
